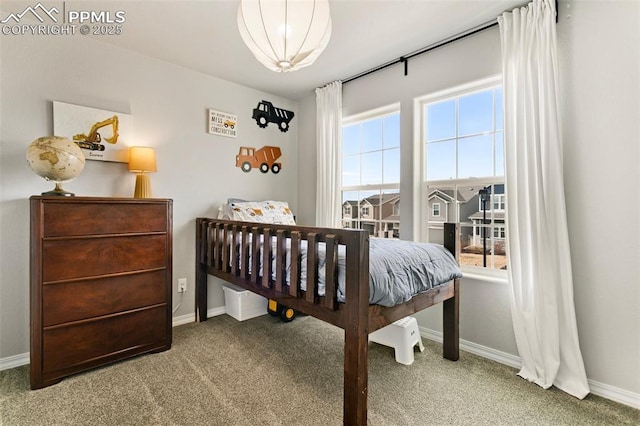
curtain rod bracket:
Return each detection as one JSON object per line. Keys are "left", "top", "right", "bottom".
{"left": 400, "top": 57, "right": 408, "bottom": 76}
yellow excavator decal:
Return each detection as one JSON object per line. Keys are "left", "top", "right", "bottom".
{"left": 73, "top": 115, "right": 119, "bottom": 151}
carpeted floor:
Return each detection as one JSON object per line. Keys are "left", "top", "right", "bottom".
{"left": 1, "top": 314, "right": 638, "bottom": 425}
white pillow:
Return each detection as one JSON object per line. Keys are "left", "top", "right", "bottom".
{"left": 228, "top": 200, "right": 296, "bottom": 225}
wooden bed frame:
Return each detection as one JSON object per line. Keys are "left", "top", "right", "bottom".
{"left": 195, "top": 218, "right": 460, "bottom": 425}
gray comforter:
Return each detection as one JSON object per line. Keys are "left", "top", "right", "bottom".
{"left": 259, "top": 236, "right": 462, "bottom": 307}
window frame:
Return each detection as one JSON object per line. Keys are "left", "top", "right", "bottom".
{"left": 414, "top": 75, "right": 507, "bottom": 280}
{"left": 341, "top": 103, "right": 401, "bottom": 238}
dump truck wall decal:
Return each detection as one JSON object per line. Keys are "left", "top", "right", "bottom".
{"left": 252, "top": 100, "right": 294, "bottom": 133}
{"left": 236, "top": 146, "right": 282, "bottom": 174}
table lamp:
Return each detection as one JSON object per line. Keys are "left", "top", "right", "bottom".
{"left": 128, "top": 146, "right": 157, "bottom": 198}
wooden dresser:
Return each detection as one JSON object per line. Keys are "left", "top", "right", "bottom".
{"left": 29, "top": 196, "right": 173, "bottom": 389}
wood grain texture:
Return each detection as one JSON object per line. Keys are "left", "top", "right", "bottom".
{"left": 30, "top": 196, "right": 172, "bottom": 390}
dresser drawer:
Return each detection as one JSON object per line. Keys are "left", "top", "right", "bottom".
{"left": 43, "top": 235, "right": 167, "bottom": 282}
{"left": 42, "top": 305, "right": 168, "bottom": 374}
{"left": 43, "top": 201, "right": 168, "bottom": 237}
{"left": 42, "top": 270, "right": 167, "bottom": 326}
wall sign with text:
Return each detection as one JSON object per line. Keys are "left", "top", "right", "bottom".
{"left": 208, "top": 109, "right": 237, "bottom": 138}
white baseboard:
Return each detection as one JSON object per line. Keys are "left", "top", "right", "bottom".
{"left": 419, "top": 326, "right": 640, "bottom": 409}
{"left": 0, "top": 352, "right": 29, "bottom": 371}
{"left": 172, "top": 306, "right": 226, "bottom": 327}
{"left": 588, "top": 379, "right": 640, "bottom": 410}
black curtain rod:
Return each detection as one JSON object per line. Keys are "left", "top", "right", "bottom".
{"left": 339, "top": 0, "right": 557, "bottom": 86}
{"left": 342, "top": 19, "right": 498, "bottom": 85}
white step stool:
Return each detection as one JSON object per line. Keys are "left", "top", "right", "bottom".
{"left": 369, "top": 316, "right": 425, "bottom": 365}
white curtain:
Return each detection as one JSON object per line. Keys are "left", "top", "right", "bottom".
{"left": 498, "top": 0, "right": 590, "bottom": 399}
{"left": 315, "top": 81, "right": 343, "bottom": 228}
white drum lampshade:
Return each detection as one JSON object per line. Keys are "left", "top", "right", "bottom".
{"left": 237, "top": 0, "right": 332, "bottom": 72}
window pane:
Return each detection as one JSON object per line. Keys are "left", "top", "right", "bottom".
{"left": 426, "top": 140, "right": 455, "bottom": 180}
{"left": 362, "top": 119, "right": 382, "bottom": 152}
{"left": 343, "top": 124, "right": 360, "bottom": 156}
{"left": 380, "top": 190, "right": 400, "bottom": 238}
{"left": 458, "top": 134, "right": 493, "bottom": 179}
{"left": 342, "top": 109, "right": 400, "bottom": 239}
{"left": 426, "top": 100, "right": 455, "bottom": 141}
{"left": 421, "top": 81, "right": 505, "bottom": 271}
{"left": 495, "top": 132, "right": 504, "bottom": 176}
{"left": 361, "top": 151, "right": 382, "bottom": 185}
{"left": 383, "top": 147, "right": 400, "bottom": 184}
{"left": 342, "top": 191, "right": 359, "bottom": 229}
{"left": 459, "top": 90, "right": 493, "bottom": 136}
{"left": 426, "top": 184, "right": 457, "bottom": 223}
{"left": 342, "top": 155, "right": 360, "bottom": 186}
{"left": 495, "top": 87, "right": 503, "bottom": 131}
{"left": 383, "top": 114, "right": 400, "bottom": 148}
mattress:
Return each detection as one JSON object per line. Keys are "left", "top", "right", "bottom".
{"left": 252, "top": 235, "right": 462, "bottom": 307}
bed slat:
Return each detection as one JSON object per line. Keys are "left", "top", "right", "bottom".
{"left": 324, "top": 234, "right": 338, "bottom": 311}
{"left": 240, "top": 226, "right": 249, "bottom": 279}
{"left": 275, "top": 230, "right": 286, "bottom": 293}
{"left": 250, "top": 227, "right": 260, "bottom": 284}
{"left": 262, "top": 228, "right": 273, "bottom": 289}
{"left": 289, "top": 232, "right": 301, "bottom": 297}
{"left": 230, "top": 225, "right": 239, "bottom": 274}
{"left": 222, "top": 224, "right": 230, "bottom": 273}
{"left": 306, "top": 233, "right": 317, "bottom": 303}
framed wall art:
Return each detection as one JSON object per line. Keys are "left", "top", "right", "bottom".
{"left": 53, "top": 101, "right": 133, "bottom": 162}
{"left": 208, "top": 109, "right": 237, "bottom": 138}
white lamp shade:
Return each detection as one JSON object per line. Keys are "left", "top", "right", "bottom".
{"left": 128, "top": 146, "right": 157, "bottom": 173}
{"left": 237, "top": 0, "right": 332, "bottom": 72}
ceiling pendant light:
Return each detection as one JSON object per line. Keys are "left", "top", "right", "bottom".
{"left": 237, "top": 0, "right": 332, "bottom": 72}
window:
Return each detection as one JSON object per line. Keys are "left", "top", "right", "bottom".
{"left": 432, "top": 203, "right": 441, "bottom": 217}
{"left": 418, "top": 76, "right": 507, "bottom": 272}
{"left": 341, "top": 104, "right": 400, "bottom": 238}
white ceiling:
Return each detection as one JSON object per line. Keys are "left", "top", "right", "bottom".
{"left": 3, "top": 0, "right": 525, "bottom": 99}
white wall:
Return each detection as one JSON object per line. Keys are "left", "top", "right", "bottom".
{"left": 557, "top": 0, "right": 639, "bottom": 396}
{"left": 296, "top": 0, "right": 639, "bottom": 401}
{"left": 0, "top": 34, "right": 298, "bottom": 358}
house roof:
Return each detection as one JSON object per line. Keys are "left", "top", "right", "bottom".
{"left": 363, "top": 193, "right": 400, "bottom": 206}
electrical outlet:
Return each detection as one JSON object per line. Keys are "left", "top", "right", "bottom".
{"left": 178, "top": 278, "right": 187, "bottom": 293}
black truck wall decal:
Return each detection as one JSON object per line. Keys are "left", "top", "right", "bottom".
{"left": 252, "top": 100, "right": 294, "bottom": 133}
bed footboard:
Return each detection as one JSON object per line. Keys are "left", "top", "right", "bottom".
{"left": 196, "top": 218, "right": 369, "bottom": 328}
{"left": 195, "top": 218, "right": 459, "bottom": 425}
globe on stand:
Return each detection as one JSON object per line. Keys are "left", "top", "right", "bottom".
{"left": 26, "top": 136, "right": 86, "bottom": 196}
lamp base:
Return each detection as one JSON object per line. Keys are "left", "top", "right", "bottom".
{"left": 42, "top": 182, "right": 74, "bottom": 197}
{"left": 133, "top": 173, "right": 152, "bottom": 198}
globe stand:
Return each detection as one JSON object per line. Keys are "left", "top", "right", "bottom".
{"left": 42, "top": 182, "right": 74, "bottom": 197}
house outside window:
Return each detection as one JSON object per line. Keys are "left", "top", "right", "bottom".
{"left": 417, "top": 76, "right": 507, "bottom": 272}
{"left": 341, "top": 104, "right": 400, "bottom": 238}
{"left": 432, "top": 203, "right": 441, "bottom": 217}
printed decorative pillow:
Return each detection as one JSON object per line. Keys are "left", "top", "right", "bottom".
{"left": 229, "top": 200, "right": 295, "bottom": 225}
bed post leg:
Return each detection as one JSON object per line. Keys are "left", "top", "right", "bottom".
{"left": 442, "top": 223, "right": 460, "bottom": 361}
{"left": 343, "top": 232, "right": 369, "bottom": 426}
{"left": 344, "top": 324, "right": 368, "bottom": 425}
{"left": 196, "top": 218, "right": 208, "bottom": 322}
{"left": 443, "top": 278, "right": 459, "bottom": 361}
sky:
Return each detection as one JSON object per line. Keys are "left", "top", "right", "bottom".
{"left": 342, "top": 86, "right": 504, "bottom": 197}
